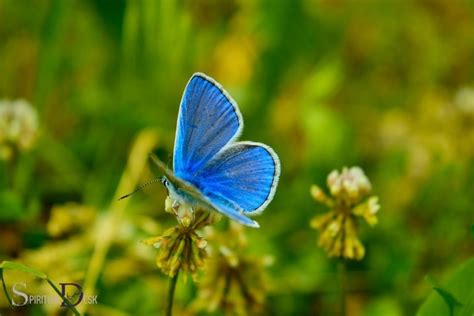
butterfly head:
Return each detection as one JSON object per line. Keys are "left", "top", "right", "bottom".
{"left": 161, "top": 176, "right": 173, "bottom": 193}
{"left": 161, "top": 175, "right": 183, "bottom": 201}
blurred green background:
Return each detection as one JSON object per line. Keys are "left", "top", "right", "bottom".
{"left": 1, "top": 0, "right": 474, "bottom": 315}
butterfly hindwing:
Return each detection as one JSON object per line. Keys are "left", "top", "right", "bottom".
{"left": 202, "top": 190, "right": 260, "bottom": 228}
{"left": 192, "top": 142, "right": 280, "bottom": 215}
{"left": 173, "top": 73, "right": 242, "bottom": 179}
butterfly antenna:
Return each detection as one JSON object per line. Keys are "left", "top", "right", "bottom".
{"left": 118, "top": 178, "right": 162, "bottom": 201}
{"left": 167, "top": 154, "right": 172, "bottom": 169}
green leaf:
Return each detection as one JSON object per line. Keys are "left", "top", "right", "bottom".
{"left": 0, "top": 261, "right": 47, "bottom": 279}
{"left": 417, "top": 258, "right": 474, "bottom": 316}
{"left": 424, "top": 275, "right": 463, "bottom": 316}
{"left": 432, "top": 287, "right": 463, "bottom": 316}
{"left": 425, "top": 275, "right": 463, "bottom": 316}
{"left": 471, "top": 224, "right": 474, "bottom": 238}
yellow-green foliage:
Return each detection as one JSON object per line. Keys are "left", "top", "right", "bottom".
{"left": 1, "top": 1, "right": 474, "bottom": 315}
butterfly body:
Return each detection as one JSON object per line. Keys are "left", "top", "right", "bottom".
{"left": 157, "top": 73, "right": 280, "bottom": 228}
{"left": 160, "top": 176, "right": 211, "bottom": 213}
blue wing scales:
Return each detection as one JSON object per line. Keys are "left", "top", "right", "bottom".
{"left": 194, "top": 142, "right": 280, "bottom": 215}
{"left": 173, "top": 73, "right": 242, "bottom": 178}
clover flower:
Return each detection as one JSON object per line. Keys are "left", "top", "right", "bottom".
{"left": 0, "top": 99, "right": 38, "bottom": 160}
{"left": 310, "top": 167, "right": 380, "bottom": 260}
{"left": 192, "top": 223, "right": 273, "bottom": 315}
{"left": 143, "top": 196, "right": 220, "bottom": 279}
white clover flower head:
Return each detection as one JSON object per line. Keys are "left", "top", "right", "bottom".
{"left": 327, "top": 166, "right": 372, "bottom": 204}
{"left": 144, "top": 202, "right": 217, "bottom": 278}
{"left": 0, "top": 99, "right": 39, "bottom": 153}
{"left": 312, "top": 166, "right": 379, "bottom": 260}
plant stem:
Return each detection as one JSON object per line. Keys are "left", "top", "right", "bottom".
{"left": 0, "top": 269, "right": 13, "bottom": 306}
{"left": 165, "top": 270, "right": 179, "bottom": 316}
{"left": 46, "top": 279, "right": 80, "bottom": 316}
{"left": 338, "top": 260, "right": 347, "bottom": 316}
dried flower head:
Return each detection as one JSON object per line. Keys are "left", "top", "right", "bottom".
{"left": 192, "top": 223, "right": 273, "bottom": 315}
{"left": 310, "top": 166, "right": 380, "bottom": 260}
{"left": 143, "top": 196, "right": 220, "bottom": 279}
{"left": 0, "top": 99, "right": 38, "bottom": 160}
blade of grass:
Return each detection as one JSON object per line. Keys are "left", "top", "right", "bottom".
{"left": 78, "top": 129, "right": 160, "bottom": 315}
{"left": 46, "top": 279, "right": 80, "bottom": 316}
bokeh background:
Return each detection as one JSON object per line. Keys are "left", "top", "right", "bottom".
{"left": 1, "top": 0, "right": 474, "bottom": 315}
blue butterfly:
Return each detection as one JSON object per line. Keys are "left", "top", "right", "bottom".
{"left": 151, "top": 73, "right": 280, "bottom": 228}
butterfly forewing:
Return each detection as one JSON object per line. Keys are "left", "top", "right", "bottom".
{"left": 173, "top": 73, "right": 242, "bottom": 178}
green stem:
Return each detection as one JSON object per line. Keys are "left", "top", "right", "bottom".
{"left": 47, "top": 279, "right": 81, "bottom": 316}
{"left": 338, "top": 261, "right": 347, "bottom": 316}
{"left": 0, "top": 269, "right": 13, "bottom": 307}
{"left": 165, "top": 270, "right": 179, "bottom": 316}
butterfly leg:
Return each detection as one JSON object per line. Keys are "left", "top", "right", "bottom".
{"left": 172, "top": 200, "right": 180, "bottom": 213}
{"left": 171, "top": 200, "right": 195, "bottom": 227}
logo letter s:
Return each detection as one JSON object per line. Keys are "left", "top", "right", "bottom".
{"left": 12, "top": 283, "right": 28, "bottom": 306}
